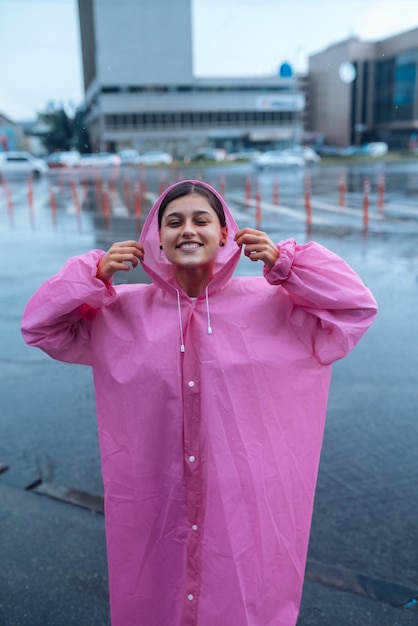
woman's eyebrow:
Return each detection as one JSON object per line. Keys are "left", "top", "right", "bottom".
{"left": 165, "top": 210, "right": 212, "bottom": 219}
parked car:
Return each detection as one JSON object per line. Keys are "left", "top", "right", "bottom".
{"left": 186, "top": 148, "right": 226, "bottom": 162}
{"left": 253, "top": 150, "right": 305, "bottom": 169}
{"left": 341, "top": 143, "right": 388, "bottom": 158}
{"left": 135, "top": 151, "right": 173, "bottom": 165}
{"left": 226, "top": 149, "right": 261, "bottom": 162}
{"left": 363, "top": 142, "right": 388, "bottom": 157}
{"left": 0, "top": 151, "right": 48, "bottom": 179}
{"left": 283, "top": 146, "right": 321, "bottom": 164}
{"left": 77, "top": 152, "right": 121, "bottom": 167}
{"left": 45, "top": 151, "right": 81, "bottom": 168}
{"left": 315, "top": 145, "right": 344, "bottom": 157}
{"left": 341, "top": 145, "right": 367, "bottom": 157}
{"left": 118, "top": 149, "right": 140, "bottom": 164}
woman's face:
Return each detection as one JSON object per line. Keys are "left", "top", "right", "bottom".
{"left": 159, "top": 193, "right": 228, "bottom": 270}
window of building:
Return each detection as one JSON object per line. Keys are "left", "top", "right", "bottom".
{"left": 393, "top": 51, "right": 418, "bottom": 121}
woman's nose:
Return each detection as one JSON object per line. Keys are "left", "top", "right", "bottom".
{"left": 181, "top": 219, "right": 196, "bottom": 235}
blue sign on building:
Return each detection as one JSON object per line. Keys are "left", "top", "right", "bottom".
{"left": 279, "top": 62, "right": 293, "bottom": 78}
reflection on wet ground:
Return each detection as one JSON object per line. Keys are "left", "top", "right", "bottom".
{"left": 1, "top": 160, "right": 417, "bottom": 620}
{"left": 1, "top": 161, "right": 417, "bottom": 245}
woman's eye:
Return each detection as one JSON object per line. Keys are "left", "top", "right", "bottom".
{"left": 195, "top": 220, "right": 208, "bottom": 225}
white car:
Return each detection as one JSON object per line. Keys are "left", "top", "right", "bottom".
{"left": 363, "top": 142, "right": 388, "bottom": 157}
{"left": 0, "top": 151, "right": 48, "bottom": 179}
{"left": 283, "top": 146, "right": 321, "bottom": 164}
{"left": 118, "top": 149, "right": 140, "bottom": 164}
{"left": 254, "top": 150, "right": 305, "bottom": 169}
{"left": 77, "top": 152, "right": 121, "bottom": 167}
{"left": 45, "top": 151, "right": 81, "bottom": 168}
{"left": 226, "top": 149, "right": 261, "bottom": 162}
{"left": 135, "top": 151, "right": 173, "bottom": 165}
{"left": 187, "top": 148, "right": 226, "bottom": 162}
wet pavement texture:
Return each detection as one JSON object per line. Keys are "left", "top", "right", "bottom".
{"left": 0, "top": 160, "right": 417, "bottom": 625}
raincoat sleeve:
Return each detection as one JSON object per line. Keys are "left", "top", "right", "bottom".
{"left": 263, "top": 238, "right": 377, "bottom": 364}
{"left": 21, "top": 249, "right": 116, "bottom": 366}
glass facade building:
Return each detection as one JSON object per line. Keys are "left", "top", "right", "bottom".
{"left": 308, "top": 28, "right": 418, "bottom": 149}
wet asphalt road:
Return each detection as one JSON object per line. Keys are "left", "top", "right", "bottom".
{"left": 0, "top": 160, "right": 417, "bottom": 625}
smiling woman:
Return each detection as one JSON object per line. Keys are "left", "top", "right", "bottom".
{"left": 159, "top": 196, "right": 227, "bottom": 279}
{"left": 21, "top": 179, "right": 377, "bottom": 626}
{"left": 156, "top": 183, "right": 229, "bottom": 296}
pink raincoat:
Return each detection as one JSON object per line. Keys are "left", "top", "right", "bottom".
{"left": 21, "top": 180, "right": 377, "bottom": 626}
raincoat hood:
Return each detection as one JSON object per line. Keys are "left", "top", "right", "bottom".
{"left": 139, "top": 180, "right": 242, "bottom": 295}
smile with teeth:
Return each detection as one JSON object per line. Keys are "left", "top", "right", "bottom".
{"left": 177, "top": 242, "right": 203, "bottom": 250}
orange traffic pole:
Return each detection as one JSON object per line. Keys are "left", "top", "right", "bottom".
{"left": 70, "top": 178, "right": 82, "bottom": 231}
{"left": 140, "top": 165, "right": 147, "bottom": 197}
{"left": 272, "top": 174, "right": 279, "bottom": 205}
{"left": 102, "top": 180, "right": 110, "bottom": 229}
{"left": 49, "top": 182, "right": 57, "bottom": 228}
{"left": 27, "top": 176, "right": 35, "bottom": 228}
{"left": 134, "top": 180, "right": 141, "bottom": 219}
{"left": 219, "top": 174, "right": 226, "bottom": 198}
{"left": 159, "top": 170, "right": 166, "bottom": 196}
{"left": 2, "top": 180, "right": 14, "bottom": 226}
{"left": 362, "top": 178, "right": 370, "bottom": 236}
{"left": 245, "top": 174, "right": 251, "bottom": 209}
{"left": 123, "top": 173, "right": 131, "bottom": 212}
{"left": 94, "top": 176, "right": 101, "bottom": 213}
{"left": 255, "top": 180, "right": 262, "bottom": 229}
{"left": 377, "top": 173, "right": 385, "bottom": 213}
{"left": 338, "top": 173, "right": 346, "bottom": 208}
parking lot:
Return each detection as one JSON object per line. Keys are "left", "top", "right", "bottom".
{"left": 1, "top": 158, "right": 417, "bottom": 624}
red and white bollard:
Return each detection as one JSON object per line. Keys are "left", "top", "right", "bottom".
{"left": 134, "top": 180, "right": 141, "bottom": 219}
{"left": 255, "top": 180, "right": 262, "bottom": 229}
{"left": 363, "top": 178, "right": 370, "bottom": 236}
{"left": 377, "top": 172, "right": 385, "bottom": 213}
{"left": 27, "top": 176, "right": 35, "bottom": 228}
{"left": 140, "top": 165, "right": 147, "bottom": 198}
{"left": 2, "top": 180, "right": 14, "bottom": 226}
{"left": 49, "top": 182, "right": 57, "bottom": 228}
{"left": 272, "top": 174, "right": 279, "bottom": 206}
{"left": 338, "top": 173, "right": 346, "bottom": 208}
{"left": 219, "top": 174, "right": 226, "bottom": 198}
{"left": 124, "top": 173, "right": 131, "bottom": 212}
{"left": 245, "top": 175, "right": 251, "bottom": 209}
{"left": 101, "top": 180, "right": 110, "bottom": 229}
{"left": 159, "top": 170, "right": 166, "bottom": 196}
{"left": 70, "top": 177, "right": 82, "bottom": 231}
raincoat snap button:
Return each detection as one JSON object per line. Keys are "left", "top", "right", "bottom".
{"left": 187, "top": 594, "right": 194, "bottom": 601}
{"left": 188, "top": 380, "right": 195, "bottom": 387}
{"left": 192, "top": 524, "right": 198, "bottom": 531}
{"left": 189, "top": 455, "right": 196, "bottom": 462}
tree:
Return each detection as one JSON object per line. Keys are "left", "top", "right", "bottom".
{"left": 72, "top": 108, "right": 91, "bottom": 154}
{"left": 42, "top": 109, "right": 73, "bottom": 153}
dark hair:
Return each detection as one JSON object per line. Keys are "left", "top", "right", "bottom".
{"left": 158, "top": 182, "right": 226, "bottom": 229}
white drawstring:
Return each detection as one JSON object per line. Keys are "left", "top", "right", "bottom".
{"left": 205, "top": 286, "right": 212, "bottom": 334}
{"left": 175, "top": 287, "right": 212, "bottom": 351}
{"left": 175, "top": 288, "right": 185, "bottom": 352}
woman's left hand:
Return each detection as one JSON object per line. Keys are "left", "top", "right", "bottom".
{"left": 234, "top": 228, "right": 280, "bottom": 269}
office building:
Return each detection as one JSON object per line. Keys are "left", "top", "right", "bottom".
{"left": 77, "top": 0, "right": 306, "bottom": 157}
{"left": 308, "top": 27, "right": 418, "bottom": 149}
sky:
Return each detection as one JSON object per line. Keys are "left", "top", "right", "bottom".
{"left": 1, "top": 0, "right": 418, "bottom": 121}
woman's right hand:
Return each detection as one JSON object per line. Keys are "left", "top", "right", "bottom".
{"left": 96, "top": 240, "right": 144, "bottom": 283}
